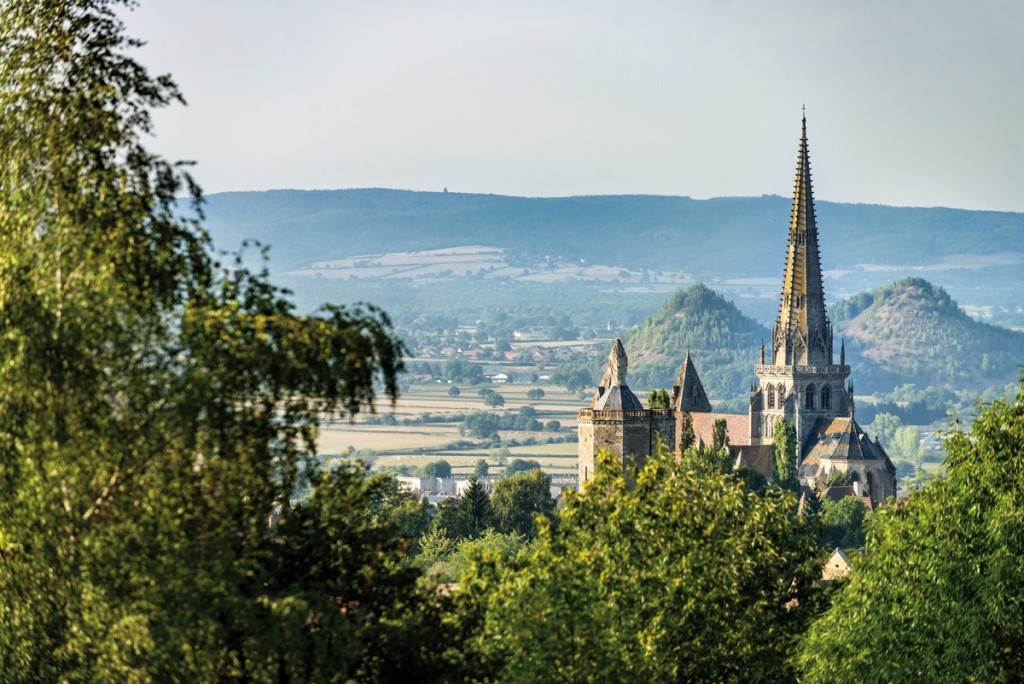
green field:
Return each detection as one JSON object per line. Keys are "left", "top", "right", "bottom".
{"left": 318, "top": 382, "right": 583, "bottom": 474}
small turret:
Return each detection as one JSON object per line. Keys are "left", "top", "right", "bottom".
{"left": 840, "top": 338, "right": 845, "bottom": 365}
{"left": 759, "top": 339, "right": 765, "bottom": 364}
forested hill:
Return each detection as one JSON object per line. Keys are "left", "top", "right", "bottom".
{"left": 202, "top": 188, "right": 1024, "bottom": 277}
{"left": 833, "top": 278, "right": 1024, "bottom": 392}
{"left": 625, "top": 285, "right": 769, "bottom": 407}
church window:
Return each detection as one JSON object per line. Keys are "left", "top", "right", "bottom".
{"left": 804, "top": 384, "right": 815, "bottom": 410}
{"left": 821, "top": 384, "right": 832, "bottom": 410}
{"left": 767, "top": 384, "right": 775, "bottom": 409}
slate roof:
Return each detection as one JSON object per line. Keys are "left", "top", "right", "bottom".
{"left": 672, "top": 352, "right": 713, "bottom": 413}
{"left": 797, "top": 416, "right": 895, "bottom": 483}
{"left": 592, "top": 385, "right": 644, "bottom": 411}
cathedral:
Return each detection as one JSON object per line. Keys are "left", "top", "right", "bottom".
{"left": 578, "top": 116, "right": 897, "bottom": 503}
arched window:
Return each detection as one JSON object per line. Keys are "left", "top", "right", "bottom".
{"left": 804, "top": 384, "right": 815, "bottom": 410}
{"left": 767, "top": 384, "right": 775, "bottom": 409}
{"left": 821, "top": 384, "right": 832, "bottom": 410}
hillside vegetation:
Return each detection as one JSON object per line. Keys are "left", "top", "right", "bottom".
{"left": 202, "top": 189, "right": 1024, "bottom": 327}
{"left": 626, "top": 285, "right": 768, "bottom": 406}
{"left": 833, "top": 278, "right": 1024, "bottom": 392}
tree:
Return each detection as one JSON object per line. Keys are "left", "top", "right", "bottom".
{"left": 647, "top": 388, "right": 671, "bottom": 409}
{"left": 484, "top": 392, "right": 506, "bottom": 409}
{"left": 544, "top": 420, "right": 562, "bottom": 432}
{"left": 819, "top": 496, "right": 868, "bottom": 549}
{"left": 505, "top": 458, "right": 542, "bottom": 476}
{"left": 679, "top": 410, "right": 696, "bottom": 451}
{"left": 460, "top": 477, "right": 494, "bottom": 538}
{"left": 474, "top": 459, "right": 490, "bottom": 478}
{"left": 891, "top": 425, "right": 924, "bottom": 464}
{"left": 772, "top": 418, "right": 799, "bottom": 491}
{"left": 799, "top": 377, "right": 1024, "bottom": 681}
{"left": 802, "top": 487, "right": 823, "bottom": 525}
{"left": 822, "top": 469, "right": 851, "bottom": 488}
{"left": 448, "top": 385, "right": 461, "bottom": 397}
{"left": 491, "top": 470, "right": 556, "bottom": 538}
{"left": 421, "top": 460, "right": 453, "bottom": 479}
{"left": 0, "top": 4, "right": 409, "bottom": 678}
{"left": 712, "top": 417, "right": 731, "bottom": 452}
{"left": 469, "top": 448, "right": 824, "bottom": 681}
{"left": 868, "top": 412, "right": 901, "bottom": 446}
{"left": 526, "top": 388, "right": 545, "bottom": 400}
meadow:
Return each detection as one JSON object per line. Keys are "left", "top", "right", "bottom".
{"left": 317, "top": 382, "right": 586, "bottom": 475}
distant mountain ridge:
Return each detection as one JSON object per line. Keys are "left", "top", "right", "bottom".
{"left": 201, "top": 188, "right": 1024, "bottom": 323}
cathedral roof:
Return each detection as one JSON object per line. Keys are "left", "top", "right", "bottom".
{"left": 798, "top": 416, "right": 894, "bottom": 467}
{"left": 772, "top": 114, "right": 832, "bottom": 366}
{"left": 672, "top": 351, "right": 713, "bottom": 413}
{"left": 591, "top": 339, "right": 644, "bottom": 411}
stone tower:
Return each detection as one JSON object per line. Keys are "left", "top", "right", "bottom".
{"left": 749, "top": 115, "right": 895, "bottom": 501}
{"left": 578, "top": 339, "right": 675, "bottom": 485}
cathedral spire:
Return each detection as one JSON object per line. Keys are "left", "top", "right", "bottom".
{"left": 772, "top": 113, "right": 832, "bottom": 366}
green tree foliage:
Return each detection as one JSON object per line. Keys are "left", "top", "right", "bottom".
{"left": 819, "top": 496, "right": 869, "bottom": 550}
{"left": 802, "top": 488, "right": 823, "bottom": 525}
{"left": 432, "top": 477, "right": 493, "bottom": 540}
{"left": 469, "top": 449, "right": 824, "bottom": 682}
{"left": 647, "top": 388, "right": 671, "bottom": 408}
{"left": 421, "top": 460, "right": 453, "bottom": 478}
{"left": 484, "top": 392, "right": 506, "bottom": 409}
{"left": 712, "top": 417, "right": 730, "bottom": 452}
{"left": 463, "top": 410, "right": 502, "bottom": 439}
{"left": 822, "top": 469, "right": 852, "bottom": 488}
{"left": 423, "top": 529, "right": 530, "bottom": 584}
{"left": 800, "top": 377, "right": 1024, "bottom": 681}
{"left": 625, "top": 285, "right": 768, "bottom": 403}
{"left": 831, "top": 278, "right": 1024, "bottom": 392}
{"left": 678, "top": 409, "right": 696, "bottom": 451}
{"left": 868, "top": 412, "right": 901, "bottom": 446}
{"left": 504, "top": 458, "right": 542, "bottom": 476}
{"left": 551, "top": 363, "right": 594, "bottom": 392}
{"left": 448, "top": 385, "right": 461, "bottom": 397}
{"left": 544, "top": 419, "right": 562, "bottom": 432}
{"left": 0, "top": 3, "right": 409, "bottom": 678}
{"left": 254, "top": 465, "right": 438, "bottom": 681}
{"left": 891, "top": 425, "right": 924, "bottom": 464}
{"left": 443, "top": 358, "right": 483, "bottom": 384}
{"left": 771, "top": 419, "right": 799, "bottom": 491}
{"left": 474, "top": 458, "right": 490, "bottom": 478}
{"left": 526, "top": 388, "right": 545, "bottom": 400}
{"left": 490, "top": 470, "right": 556, "bottom": 538}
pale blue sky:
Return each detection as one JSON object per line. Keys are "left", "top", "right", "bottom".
{"left": 125, "top": 1, "right": 1024, "bottom": 211}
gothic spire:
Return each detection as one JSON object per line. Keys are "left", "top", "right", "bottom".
{"left": 772, "top": 113, "right": 832, "bottom": 366}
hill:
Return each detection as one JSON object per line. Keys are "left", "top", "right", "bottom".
{"left": 625, "top": 285, "right": 769, "bottom": 409}
{"left": 201, "top": 189, "right": 1024, "bottom": 326}
{"left": 833, "top": 278, "right": 1024, "bottom": 392}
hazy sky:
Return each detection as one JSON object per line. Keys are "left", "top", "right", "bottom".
{"left": 124, "top": 1, "right": 1024, "bottom": 211}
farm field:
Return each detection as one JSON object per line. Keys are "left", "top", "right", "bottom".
{"left": 317, "top": 382, "right": 587, "bottom": 475}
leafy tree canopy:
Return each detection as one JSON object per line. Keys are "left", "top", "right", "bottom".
{"left": 799, "top": 375, "right": 1024, "bottom": 681}
{"left": 0, "top": 2, "right": 407, "bottom": 678}
{"left": 490, "top": 469, "right": 556, "bottom": 538}
{"left": 467, "top": 449, "right": 824, "bottom": 682}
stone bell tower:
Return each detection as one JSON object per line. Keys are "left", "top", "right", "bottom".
{"left": 748, "top": 114, "right": 895, "bottom": 501}
{"left": 749, "top": 114, "right": 852, "bottom": 447}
